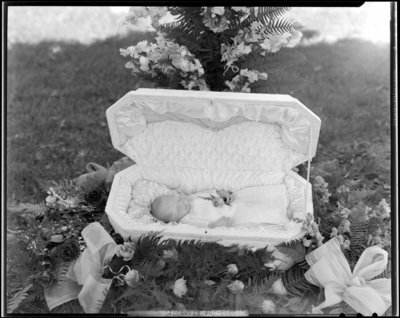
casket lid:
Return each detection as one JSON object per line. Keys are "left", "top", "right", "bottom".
{"left": 106, "top": 89, "right": 321, "bottom": 170}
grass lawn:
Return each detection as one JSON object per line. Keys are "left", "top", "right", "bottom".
{"left": 6, "top": 6, "right": 391, "bottom": 314}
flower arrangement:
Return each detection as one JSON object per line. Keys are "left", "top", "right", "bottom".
{"left": 6, "top": 179, "right": 110, "bottom": 313}
{"left": 7, "top": 166, "right": 392, "bottom": 314}
{"left": 120, "top": 6, "right": 307, "bottom": 93}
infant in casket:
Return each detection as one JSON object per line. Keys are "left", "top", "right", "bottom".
{"left": 150, "top": 185, "right": 290, "bottom": 229}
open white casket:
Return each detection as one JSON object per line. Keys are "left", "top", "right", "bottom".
{"left": 105, "top": 89, "right": 321, "bottom": 249}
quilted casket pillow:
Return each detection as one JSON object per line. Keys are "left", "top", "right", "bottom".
{"left": 126, "top": 180, "right": 180, "bottom": 223}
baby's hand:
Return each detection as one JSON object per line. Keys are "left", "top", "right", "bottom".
{"left": 209, "top": 216, "right": 233, "bottom": 228}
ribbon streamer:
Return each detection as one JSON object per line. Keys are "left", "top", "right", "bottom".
{"left": 305, "top": 236, "right": 391, "bottom": 316}
{"left": 223, "top": 64, "right": 240, "bottom": 76}
{"left": 45, "top": 222, "right": 117, "bottom": 313}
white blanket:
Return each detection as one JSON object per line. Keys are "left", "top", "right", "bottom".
{"left": 181, "top": 185, "right": 289, "bottom": 228}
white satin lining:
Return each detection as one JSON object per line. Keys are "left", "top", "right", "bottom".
{"left": 114, "top": 100, "right": 311, "bottom": 154}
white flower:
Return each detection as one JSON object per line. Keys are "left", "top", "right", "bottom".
{"left": 260, "top": 33, "right": 290, "bottom": 54}
{"left": 46, "top": 196, "right": 57, "bottom": 204}
{"left": 232, "top": 7, "right": 251, "bottom": 15}
{"left": 264, "top": 262, "right": 276, "bottom": 271}
{"left": 133, "top": 40, "right": 150, "bottom": 58}
{"left": 271, "top": 278, "right": 287, "bottom": 295}
{"left": 340, "top": 208, "right": 351, "bottom": 219}
{"left": 124, "top": 12, "right": 139, "bottom": 25}
{"left": 240, "top": 69, "right": 258, "bottom": 83}
{"left": 336, "top": 234, "right": 344, "bottom": 245}
{"left": 211, "top": 7, "right": 225, "bottom": 16}
{"left": 330, "top": 227, "right": 338, "bottom": 237}
{"left": 139, "top": 56, "right": 150, "bottom": 71}
{"left": 315, "top": 231, "right": 323, "bottom": 242}
{"left": 241, "top": 82, "right": 251, "bottom": 93}
{"left": 163, "top": 247, "right": 179, "bottom": 260}
{"left": 377, "top": 199, "right": 391, "bottom": 218}
{"left": 201, "top": 8, "right": 230, "bottom": 33}
{"left": 340, "top": 219, "right": 351, "bottom": 234}
{"left": 337, "top": 185, "right": 350, "bottom": 193}
{"left": 342, "top": 240, "right": 351, "bottom": 250}
{"left": 227, "top": 280, "right": 244, "bottom": 294}
{"left": 120, "top": 46, "right": 134, "bottom": 57}
{"left": 286, "top": 29, "right": 303, "bottom": 48}
{"left": 127, "top": 6, "right": 149, "bottom": 25}
{"left": 115, "top": 242, "right": 136, "bottom": 261}
{"left": 303, "top": 237, "right": 313, "bottom": 247}
{"left": 227, "top": 264, "right": 238, "bottom": 274}
{"left": 261, "top": 299, "right": 276, "bottom": 314}
{"left": 148, "top": 7, "right": 168, "bottom": 27}
{"left": 125, "top": 269, "right": 140, "bottom": 287}
{"left": 173, "top": 277, "right": 187, "bottom": 298}
{"left": 258, "top": 72, "right": 268, "bottom": 80}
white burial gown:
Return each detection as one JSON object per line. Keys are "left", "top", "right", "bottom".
{"left": 179, "top": 185, "right": 290, "bottom": 229}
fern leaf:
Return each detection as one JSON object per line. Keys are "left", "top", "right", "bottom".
{"left": 7, "top": 284, "right": 33, "bottom": 313}
{"left": 282, "top": 266, "right": 320, "bottom": 296}
{"left": 275, "top": 240, "right": 307, "bottom": 264}
{"left": 348, "top": 204, "right": 369, "bottom": 223}
{"left": 257, "top": 7, "right": 292, "bottom": 20}
{"left": 240, "top": 7, "right": 292, "bottom": 29}
{"left": 319, "top": 215, "right": 341, "bottom": 236}
{"left": 55, "top": 261, "right": 71, "bottom": 283}
{"left": 7, "top": 202, "right": 47, "bottom": 217}
{"left": 265, "top": 18, "right": 303, "bottom": 37}
{"left": 138, "top": 258, "right": 165, "bottom": 278}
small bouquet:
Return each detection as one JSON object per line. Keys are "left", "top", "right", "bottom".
{"left": 120, "top": 6, "right": 307, "bottom": 93}
{"left": 198, "top": 189, "right": 234, "bottom": 207}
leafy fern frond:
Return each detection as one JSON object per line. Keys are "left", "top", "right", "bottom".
{"left": 240, "top": 7, "right": 292, "bottom": 29}
{"left": 55, "top": 261, "right": 71, "bottom": 283}
{"left": 275, "top": 240, "right": 307, "bottom": 264}
{"left": 7, "top": 284, "right": 33, "bottom": 313}
{"left": 282, "top": 266, "right": 320, "bottom": 296}
{"left": 7, "top": 202, "right": 48, "bottom": 217}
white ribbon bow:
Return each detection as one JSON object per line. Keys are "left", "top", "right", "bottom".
{"left": 305, "top": 236, "right": 391, "bottom": 316}
{"left": 45, "top": 222, "right": 117, "bottom": 313}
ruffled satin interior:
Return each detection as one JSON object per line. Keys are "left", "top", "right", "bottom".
{"left": 105, "top": 90, "right": 317, "bottom": 240}
{"left": 113, "top": 93, "right": 314, "bottom": 158}
{"left": 124, "top": 121, "right": 303, "bottom": 172}
{"left": 109, "top": 164, "right": 310, "bottom": 235}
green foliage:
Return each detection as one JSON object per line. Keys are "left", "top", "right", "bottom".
{"left": 55, "top": 261, "right": 71, "bottom": 283}
{"left": 7, "top": 202, "right": 48, "bottom": 217}
{"left": 7, "top": 284, "right": 33, "bottom": 313}
{"left": 275, "top": 239, "right": 307, "bottom": 265}
{"left": 131, "top": 6, "right": 307, "bottom": 93}
{"left": 282, "top": 266, "right": 320, "bottom": 297}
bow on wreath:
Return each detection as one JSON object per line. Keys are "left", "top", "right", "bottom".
{"left": 45, "top": 222, "right": 117, "bottom": 313}
{"left": 305, "top": 236, "right": 391, "bottom": 316}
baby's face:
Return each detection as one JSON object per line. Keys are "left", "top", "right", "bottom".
{"left": 153, "top": 195, "right": 190, "bottom": 222}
